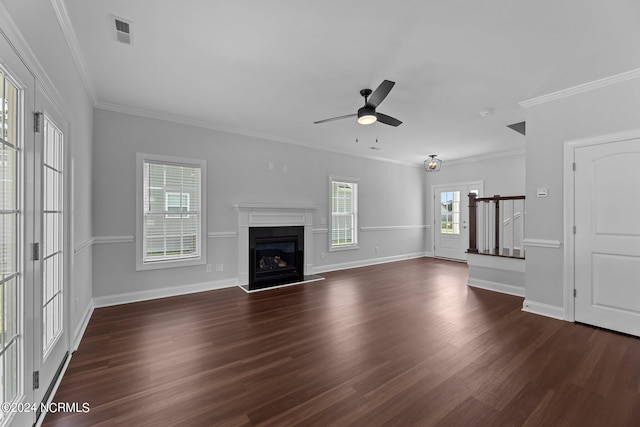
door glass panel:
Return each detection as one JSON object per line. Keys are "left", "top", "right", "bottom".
{"left": 41, "top": 115, "right": 63, "bottom": 358}
{"left": 0, "top": 68, "right": 21, "bottom": 418}
{"left": 440, "top": 191, "right": 461, "bottom": 235}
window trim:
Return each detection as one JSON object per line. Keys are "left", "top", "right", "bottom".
{"left": 329, "top": 175, "right": 359, "bottom": 252}
{"left": 135, "top": 153, "right": 207, "bottom": 271}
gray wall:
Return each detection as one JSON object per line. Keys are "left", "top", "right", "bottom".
{"left": 92, "top": 109, "right": 426, "bottom": 299}
{"left": 524, "top": 77, "right": 640, "bottom": 311}
{"left": 2, "top": 0, "right": 95, "bottom": 340}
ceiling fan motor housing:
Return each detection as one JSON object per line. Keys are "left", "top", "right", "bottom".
{"left": 357, "top": 106, "right": 377, "bottom": 125}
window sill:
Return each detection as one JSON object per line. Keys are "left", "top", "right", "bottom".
{"left": 329, "top": 244, "right": 360, "bottom": 252}
{"left": 135, "top": 256, "right": 205, "bottom": 271}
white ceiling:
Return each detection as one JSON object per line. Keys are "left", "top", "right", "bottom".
{"left": 61, "top": 0, "right": 640, "bottom": 165}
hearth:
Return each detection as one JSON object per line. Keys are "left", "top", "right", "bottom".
{"left": 249, "top": 226, "right": 304, "bottom": 290}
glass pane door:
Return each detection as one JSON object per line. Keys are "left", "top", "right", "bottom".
{"left": 0, "top": 66, "right": 21, "bottom": 418}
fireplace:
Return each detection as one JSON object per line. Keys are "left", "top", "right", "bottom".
{"left": 249, "top": 226, "right": 304, "bottom": 290}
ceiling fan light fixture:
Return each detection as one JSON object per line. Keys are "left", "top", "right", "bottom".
{"left": 424, "top": 154, "right": 442, "bottom": 172}
{"left": 357, "top": 107, "right": 377, "bottom": 125}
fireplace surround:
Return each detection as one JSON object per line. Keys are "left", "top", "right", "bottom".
{"left": 236, "top": 204, "right": 320, "bottom": 291}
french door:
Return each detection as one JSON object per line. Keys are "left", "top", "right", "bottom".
{"left": 0, "top": 32, "right": 69, "bottom": 426}
{"left": 32, "top": 84, "right": 69, "bottom": 419}
{"left": 433, "top": 183, "right": 481, "bottom": 261}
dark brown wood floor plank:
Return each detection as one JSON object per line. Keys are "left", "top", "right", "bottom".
{"left": 42, "top": 257, "right": 640, "bottom": 426}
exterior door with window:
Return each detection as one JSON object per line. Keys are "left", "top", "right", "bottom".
{"left": 1, "top": 34, "right": 37, "bottom": 426}
{"left": 574, "top": 137, "right": 640, "bottom": 337}
{"left": 434, "top": 183, "right": 481, "bottom": 261}
{"left": 32, "top": 86, "right": 69, "bottom": 416}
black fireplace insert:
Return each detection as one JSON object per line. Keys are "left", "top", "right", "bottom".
{"left": 249, "top": 226, "right": 304, "bottom": 290}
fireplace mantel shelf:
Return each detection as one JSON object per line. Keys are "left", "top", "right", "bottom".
{"left": 235, "top": 203, "right": 317, "bottom": 210}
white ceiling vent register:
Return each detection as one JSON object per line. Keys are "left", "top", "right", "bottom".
{"left": 111, "top": 15, "right": 133, "bottom": 45}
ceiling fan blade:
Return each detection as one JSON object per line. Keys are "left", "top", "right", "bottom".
{"left": 376, "top": 113, "right": 402, "bottom": 127}
{"left": 313, "top": 113, "right": 357, "bottom": 124}
{"left": 366, "top": 80, "right": 395, "bottom": 108}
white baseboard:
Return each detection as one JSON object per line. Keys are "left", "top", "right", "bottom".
{"left": 468, "top": 278, "right": 525, "bottom": 297}
{"left": 423, "top": 251, "right": 434, "bottom": 258}
{"left": 93, "top": 278, "right": 238, "bottom": 308}
{"left": 73, "top": 300, "right": 94, "bottom": 351}
{"left": 313, "top": 252, "right": 428, "bottom": 274}
{"left": 522, "top": 299, "right": 565, "bottom": 320}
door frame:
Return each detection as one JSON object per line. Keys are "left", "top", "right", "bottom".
{"left": 563, "top": 128, "right": 640, "bottom": 322}
{"left": 431, "top": 180, "right": 483, "bottom": 260}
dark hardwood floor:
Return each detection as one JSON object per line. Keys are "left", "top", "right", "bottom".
{"left": 43, "top": 258, "right": 640, "bottom": 426}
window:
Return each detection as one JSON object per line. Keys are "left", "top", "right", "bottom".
{"left": 330, "top": 177, "right": 358, "bottom": 250}
{"left": 136, "top": 153, "right": 206, "bottom": 270}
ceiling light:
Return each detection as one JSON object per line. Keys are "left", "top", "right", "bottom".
{"left": 357, "top": 107, "right": 377, "bottom": 125}
{"left": 424, "top": 154, "right": 442, "bottom": 172}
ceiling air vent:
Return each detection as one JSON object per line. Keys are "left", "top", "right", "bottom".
{"left": 112, "top": 16, "right": 133, "bottom": 45}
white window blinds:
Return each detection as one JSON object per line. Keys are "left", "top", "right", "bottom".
{"left": 331, "top": 179, "right": 358, "bottom": 249}
{"left": 142, "top": 160, "right": 202, "bottom": 263}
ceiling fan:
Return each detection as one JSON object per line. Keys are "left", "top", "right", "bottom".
{"left": 314, "top": 80, "right": 402, "bottom": 127}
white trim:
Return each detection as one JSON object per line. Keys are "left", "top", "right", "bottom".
{"left": 360, "top": 225, "right": 429, "bottom": 232}
{"left": 522, "top": 300, "right": 565, "bottom": 320}
{"left": 467, "top": 279, "right": 525, "bottom": 298}
{"left": 313, "top": 253, "right": 427, "bottom": 274}
{"left": 467, "top": 253, "right": 525, "bottom": 273}
{"left": 135, "top": 153, "right": 207, "bottom": 271}
{"left": 0, "top": 3, "right": 68, "bottom": 119}
{"left": 313, "top": 228, "right": 329, "bottom": 234}
{"left": 329, "top": 176, "right": 359, "bottom": 252}
{"left": 444, "top": 149, "right": 525, "bottom": 166}
{"left": 520, "top": 68, "right": 640, "bottom": 108}
{"left": 93, "top": 235, "right": 134, "bottom": 244}
{"left": 207, "top": 231, "right": 237, "bottom": 239}
{"left": 522, "top": 239, "right": 562, "bottom": 249}
{"left": 562, "top": 128, "right": 640, "bottom": 322}
{"left": 34, "top": 354, "right": 73, "bottom": 427}
{"left": 49, "top": 0, "right": 97, "bottom": 104}
{"left": 73, "top": 300, "right": 94, "bottom": 351}
{"left": 93, "top": 278, "right": 238, "bottom": 308}
{"left": 73, "top": 238, "right": 94, "bottom": 254}
{"left": 423, "top": 251, "right": 434, "bottom": 258}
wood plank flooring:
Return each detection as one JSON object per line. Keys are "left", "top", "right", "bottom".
{"left": 43, "top": 258, "right": 640, "bottom": 426}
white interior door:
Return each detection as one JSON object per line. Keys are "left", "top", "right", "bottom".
{"left": 574, "top": 138, "right": 640, "bottom": 337}
{"left": 434, "top": 183, "right": 481, "bottom": 261}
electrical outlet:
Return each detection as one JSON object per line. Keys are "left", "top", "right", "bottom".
{"left": 206, "top": 264, "right": 212, "bottom": 273}
{"left": 320, "top": 252, "right": 326, "bottom": 260}
{"left": 215, "top": 263, "right": 224, "bottom": 272}
{"left": 375, "top": 246, "right": 380, "bottom": 254}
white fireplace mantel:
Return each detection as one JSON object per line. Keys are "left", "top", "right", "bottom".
{"left": 236, "top": 204, "right": 316, "bottom": 286}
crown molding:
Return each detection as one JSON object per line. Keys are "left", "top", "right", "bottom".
{"left": 520, "top": 68, "right": 640, "bottom": 109}
{"left": 94, "top": 101, "right": 420, "bottom": 168}
{"left": 0, "top": 2, "right": 67, "bottom": 116}
{"left": 50, "top": 0, "right": 97, "bottom": 104}
{"left": 444, "top": 149, "right": 525, "bottom": 166}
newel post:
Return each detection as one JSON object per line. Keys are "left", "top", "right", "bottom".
{"left": 494, "top": 195, "right": 501, "bottom": 254}
{"left": 468, "top": 193, "right": 478, "bottom": 254}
